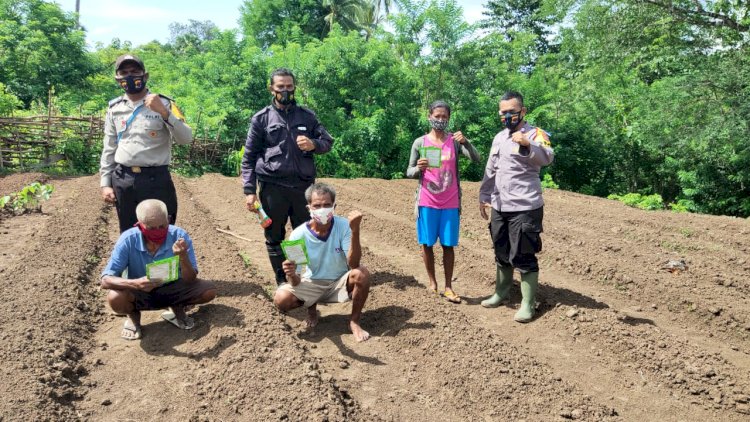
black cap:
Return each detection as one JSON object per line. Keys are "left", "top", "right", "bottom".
{"left": 114, "top": 54, "right": 145, "bottom": 72}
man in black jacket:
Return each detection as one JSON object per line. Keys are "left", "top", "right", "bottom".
{"left": 241, "top": 68, "right": 334, "bottom": 285}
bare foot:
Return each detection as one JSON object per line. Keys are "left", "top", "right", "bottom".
{"left": 350, "top": 321, "right": 370, "bottom": 342}
{"left": 121, "top": 313, "right": 142, "bottom": 340}
{"left": 305, "top": 306, "right": 319, "bottom": 330}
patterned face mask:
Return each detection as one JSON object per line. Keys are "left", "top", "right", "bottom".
{"left": 310, "top": 206, "right": 335, "bottom": 225}
{"left": 429, "top": 118, "right": 449, "bottom": 131}
{"left": 430, "top": 119, "right": 448, "bottom": 132}
{"left": 116, "top": 75, "right": 147, "bottom": 94}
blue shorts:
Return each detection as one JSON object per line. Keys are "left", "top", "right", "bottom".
{"left": 417, "top": 207, "right": 460, "bottom": 247}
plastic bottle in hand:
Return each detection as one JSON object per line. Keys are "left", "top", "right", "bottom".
{"left": 254, "top": 202, "right": 272, "bottom": 228}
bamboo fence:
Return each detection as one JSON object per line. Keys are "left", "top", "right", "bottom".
{"left": 1, "top": 96, "right": 231, "bottom": 171}
{"left": 0, "top": 114, "right": 104, "bottom": 170}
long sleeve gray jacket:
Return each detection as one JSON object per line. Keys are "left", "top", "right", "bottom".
{"left": 479, "top": 123, "right": 554, "bottom": 212}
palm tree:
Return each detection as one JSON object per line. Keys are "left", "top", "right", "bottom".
{"left": 322, "top": 0, "right": 398, "bottom": 36}
{"left": 358, "top": 2, "right": 380, "bottom": 39}
{"left": 323, "top": 0, "right": 368, "bottom": 32}
{"left": 372, "top": 0, "right": 394, "bottom": 18}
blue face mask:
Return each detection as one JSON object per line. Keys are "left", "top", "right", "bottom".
{"left": 501, "top": 111, "right": 522, "bottom": 131}
{"left": 116, "top": 75, "right": 147, "bottom": 94}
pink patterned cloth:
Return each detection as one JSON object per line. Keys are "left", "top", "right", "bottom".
{"left": 418, "top": 134, "right": 459, "bottom": 209}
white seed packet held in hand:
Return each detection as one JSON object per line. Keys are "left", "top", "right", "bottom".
{"left": 146, "top": 256, "right": 179, "bottom": 283}
{"left": 420, "top": 146, "right": 442, "bottom": 168}
{"left": 281, "top": 239, "right": 309, "bottom": 265}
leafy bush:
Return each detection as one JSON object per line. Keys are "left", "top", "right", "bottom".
{"left": 0, "top": 182, "right": 54, "bottom": 213}
{"left": 608, "top": 193, "right": 664, "bottom": 211}
{"left": 225, "top": 146, "right": 244, "bottom": 176}
{"left": 669, "top": 199, "right": 695, "bottom": 213}
{"left": 541, "top": 173, "right": 559, "bottom": 189}
{"left": 0, "top": 83, "right": 22, "bottom": 115}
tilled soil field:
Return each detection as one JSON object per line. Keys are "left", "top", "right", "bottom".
{"left": 0, "top": 172, "right": 748, "bottom": 421}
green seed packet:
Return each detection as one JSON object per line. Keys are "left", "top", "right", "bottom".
{"left": 281, "top": 238, "right": 309, "bottom": 265}
{"left": 146, "top": 256, "right": 180, "bottom": 283}
{"left": 419, "top": 146, "right": 442, "bottom": 168}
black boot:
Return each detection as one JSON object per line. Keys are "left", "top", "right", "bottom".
{"left": 267, "top": 243, "right": 286, "bottom": 285}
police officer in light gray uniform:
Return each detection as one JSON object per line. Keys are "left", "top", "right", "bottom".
{"left": 479, "top": 90, "right": 554, "bottom": 323}
{"left": 100, "top": 54, "right": 193, "bottom": 233}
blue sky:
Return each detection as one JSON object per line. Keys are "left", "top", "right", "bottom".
{"left": 57, "top": 0, "right": 488, "bottom": 48}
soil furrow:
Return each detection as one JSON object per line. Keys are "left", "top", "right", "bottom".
{"left": 0, "top": 175, "right": 110, "bottom": 420}
{"left": 76, "top": 175, "right": 375, "bottom": 421}
{"left": 3, "top": 172, "right": 748, "bottom": 421}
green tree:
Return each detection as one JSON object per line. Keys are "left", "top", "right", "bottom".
{"left": 168, "top": 20, "right": 220, "bottom": 54}
{"left": 0, "top": 0, "right": 95, "bottom": 107}
{"left": 481, "top": 0, "right": 558, "bottom": 55}
{"left": 240, "top": 0, "right": 328, "bottom": 48}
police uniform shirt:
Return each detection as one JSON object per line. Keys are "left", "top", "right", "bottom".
{"left": 99, "top": 91, "right": 192, "bottom": 187}
{"left": 478, "top": 122, "right": 554, "bottom": 212}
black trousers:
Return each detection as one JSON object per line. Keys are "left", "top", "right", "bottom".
{"left": 489, "top": 206, "right": 544, "bottom": 273}
{"left": 259, "top": 181, "right": 310, "bottom": 284}
{"left": 112, "top": 164, "right": 177, "bottom": 233}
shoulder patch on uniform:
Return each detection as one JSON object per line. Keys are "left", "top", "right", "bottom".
{"left": 108, "top": 96, "right": 125, "bottom": 108}
{"left": 535, "top": 127, "right": 551, "bottom": 148}
{"left": 156, "top": 94, "right": 186, "bottom": 121}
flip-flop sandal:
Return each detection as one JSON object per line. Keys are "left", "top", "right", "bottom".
{"left": 121, "top": 319, "right": 142, "bottom": 340}
{"left": 429, "top": 287, "right": 439, "bottom": 296}
{"left": 442, "top": 290, "right": 461, "bottom": 304}
{"left": 161, "top": 311, "right": 195, "bottom": 330}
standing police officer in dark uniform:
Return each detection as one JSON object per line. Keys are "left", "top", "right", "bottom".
{"left": 242, "top": 68, "right": 334, "bottom": 285}
{"left": 100, "top": 54, "right": 193, "bottom": 233}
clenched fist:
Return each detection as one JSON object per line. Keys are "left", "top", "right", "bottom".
{"left": 348, "top": 210, "right": 363, "bottom": 232}
{"left": 296, "top": 135, "right": 315, "bottom": 152}
{"left": 144, "top": 94, "right": 169, "bottom": 120}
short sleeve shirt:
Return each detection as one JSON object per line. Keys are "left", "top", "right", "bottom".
{"left": 288, "top": 216, "right": 351, "bottom": 282}
{"left": 102, "top": 225, "right": 199, "bottom": 279}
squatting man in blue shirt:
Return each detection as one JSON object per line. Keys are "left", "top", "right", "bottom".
{"left": 101, "top": 199, "right": 217, "bottom": 340}
{"left": 273, "top": 183, "right": 372, "bottom": 342}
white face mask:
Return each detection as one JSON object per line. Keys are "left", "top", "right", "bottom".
{"left": 310, "top": 206, "right": 334, "bottom": 225}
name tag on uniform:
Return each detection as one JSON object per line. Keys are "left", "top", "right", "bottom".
{"left": 297, "top": 126, "right": 307, "bottom": 131}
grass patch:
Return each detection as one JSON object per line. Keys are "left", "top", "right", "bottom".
{"left": 238, "top": 251, "right": 252, "bottom": 268}
{"left": 262, "top": 283, "right": 275, "bottom": 300}
{"left": 660, "top": 240, "right": 699, "bottom": 253}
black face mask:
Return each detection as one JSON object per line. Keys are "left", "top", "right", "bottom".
{"left": 116, "top": 75, "right": 147, "bottom": 94}
{"left": 274, "top": 89, "right": 295, "bottom": 106}
{"left": 502, "top": 111, "right": 523, "bottom": 132}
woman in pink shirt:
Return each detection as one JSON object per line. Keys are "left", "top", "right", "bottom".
{"left": 406, "top": 101, "right": 481, "bottom": 303}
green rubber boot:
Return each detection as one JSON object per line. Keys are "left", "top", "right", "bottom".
{"left": 481, "top": 265, "right": 514, "bottom": 308}
{"left": 514, "top": 271, "right": 539, "bottom": 323}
